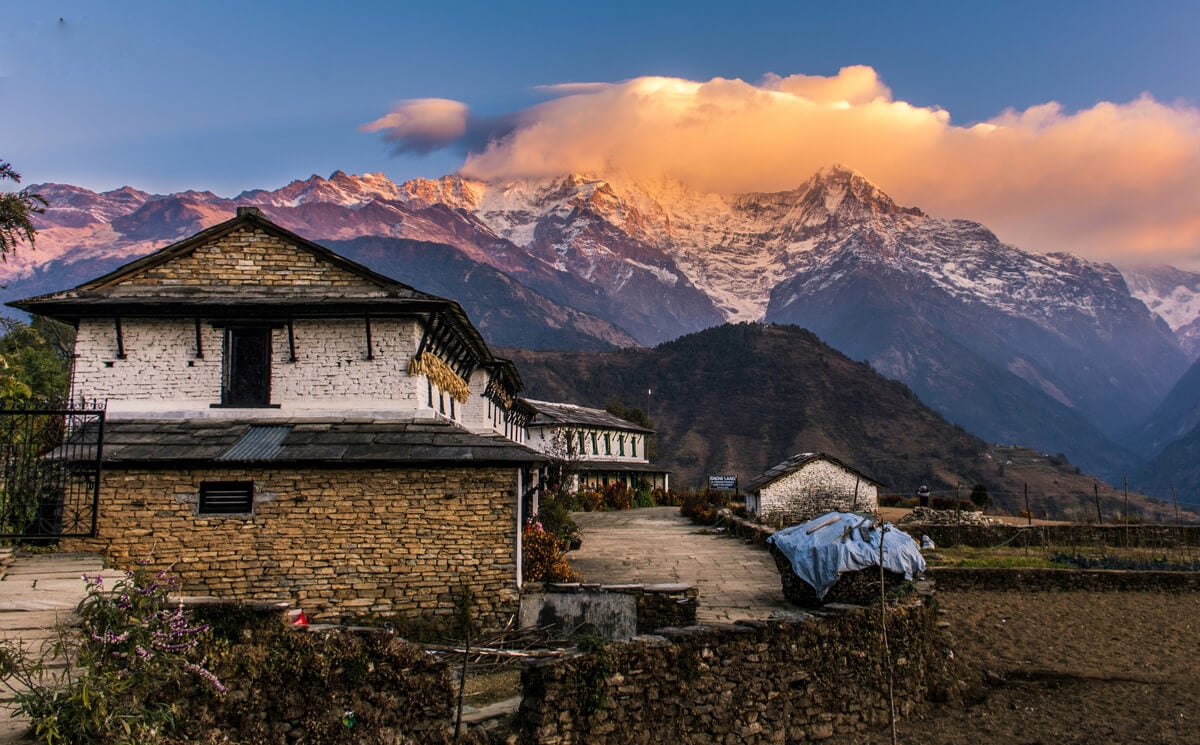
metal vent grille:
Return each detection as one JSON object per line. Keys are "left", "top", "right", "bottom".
{"left": 198, "top": 481, "right": 253, "bottom": 514}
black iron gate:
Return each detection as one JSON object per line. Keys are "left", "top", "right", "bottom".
{"left": 0, "top": 402, "right": 105, "bottom": 541}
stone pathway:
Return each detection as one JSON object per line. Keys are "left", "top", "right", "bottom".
{"left": 567, "top": 507, "right": 792, "bottom": 623}
{"left": 0, "top": 551, "right": 124, "bottom": 743}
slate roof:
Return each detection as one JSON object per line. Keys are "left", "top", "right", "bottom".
{"left": 523, "top": 399, "right": 654, "bottom": 434}
{"left": 571, "top": 460, "right": 669, "bottom": 474}
{"left": 743, "top": 452, "right": 885, "bottom": 493}
{"left": 67, "top": 418, "right": 545, "bottom": 466}
{"left": 8, "top": 208, "right": 500, "bottom": 377}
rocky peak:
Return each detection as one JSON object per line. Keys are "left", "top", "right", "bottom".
{"left": 796, "top": 164, "right": 924, "bottom": 223}
{"left": 401, "top": 175, "right": 481, "bottom": 211}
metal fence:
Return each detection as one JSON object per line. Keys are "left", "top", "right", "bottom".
{"left": 0, "top": 401, "right": 105, "bottom": 541}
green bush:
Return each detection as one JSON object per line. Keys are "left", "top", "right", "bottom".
{"left": 632, "top": 487, "right": 656, "bottom": 509}
{"left": 0, "top": 566, "right": 223, "bottom": 744}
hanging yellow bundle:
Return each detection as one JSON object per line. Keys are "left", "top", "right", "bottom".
{"left": 408, "top": 352, "right": 472, "bottom": 402}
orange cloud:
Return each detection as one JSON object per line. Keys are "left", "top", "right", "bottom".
{"left": 366, "top": 67, "right": 1200, "bottom": 264}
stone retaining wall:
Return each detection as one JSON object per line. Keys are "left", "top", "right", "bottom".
{"left": 928, "top": 567, "right": 1200, "bottom": 592}
{"left": 899, "top": 522, "right": 1200, "bottom": 548}
{"left": 518, "top": 601, "right": 939, "bottom": 744}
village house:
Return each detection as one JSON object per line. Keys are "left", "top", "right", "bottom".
{"left": 9, "top": 207, "right": 546, "bottom": 624}
{"left": 744, "top": 452, "right": 882, "bottom": 525}
{"left": 523, "top": 399, "right": 669, "bottom": 493}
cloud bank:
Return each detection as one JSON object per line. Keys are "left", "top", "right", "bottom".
{"left": 365, "top": 67, "right": 1200, "bottom": 264}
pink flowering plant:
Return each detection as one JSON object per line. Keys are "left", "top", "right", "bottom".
{"left": 0, "top": 565, "right": 224, "bottom": 744}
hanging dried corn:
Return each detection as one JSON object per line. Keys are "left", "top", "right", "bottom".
{"left": 408, "top": 352, "right": 472, "bottom": 402}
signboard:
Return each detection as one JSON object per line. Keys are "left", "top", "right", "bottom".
{"left": 708, "top": 475, "right": 738, "bottom": 490}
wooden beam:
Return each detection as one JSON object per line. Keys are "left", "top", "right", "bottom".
{"left": 114, "top": 317, "right": 126, "bottom": 360}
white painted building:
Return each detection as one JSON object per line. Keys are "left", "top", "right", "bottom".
{"left": 523, "top": 399, "right": 669, "bottom": 492}
{"left": 745, "top": 452, "right": 882, "bottom": 525}
{"left": 10, "top": 207, "right": 547, "bottom": 622}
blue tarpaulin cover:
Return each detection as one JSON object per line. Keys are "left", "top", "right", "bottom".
{"left": 766, "top": 511, "right": 926, "bottom": 599}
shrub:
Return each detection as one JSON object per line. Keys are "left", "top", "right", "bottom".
{"left": 523, "top": 526, "right": 582, "bottom": 583}
{"left": 0, "top": 566, "right": 224, "bottom": 744}
{"left": 969, "top": 484, "right": 992, "bottom": 511}
{"left": 930, "top": 495, "right": 957, "bottom": 510}
{"left": 604, "top": 482, "right": 633, "bottom": 511}
{"left": 632, "top": 487, "right": 655, "bottom": 509}
{"left": 652, "top": 487, "right": 681, "bottom": 506}
{"left": 679, "top": 489, "right": 728, "bottom": 525}
{"left": 578, "top": 489, "right": 605, "bottom": 512}
{"left": 535, "top": 497, "right": 580, "bottom": 545}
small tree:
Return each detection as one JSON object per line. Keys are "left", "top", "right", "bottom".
{"left": 0, "top": 161, "right": 47, "bottom": 258}
{"left": 970, "top": 483, "right": 992, "bottom": 512}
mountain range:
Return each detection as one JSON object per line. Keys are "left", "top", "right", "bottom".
{"left": 10, "top": 165, "right": 1200, "bottom": 493}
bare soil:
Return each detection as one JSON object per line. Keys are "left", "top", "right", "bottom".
{"left": 828, "top": 590, "right": 1200, "bottom": 745}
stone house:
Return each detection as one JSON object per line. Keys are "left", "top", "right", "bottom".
{"left": 523, "top": 399, "right": 669, "bottom": 493}
{"left": 9, "top": 207, "right": 545, "bottom": 624}
{"left": 744, "top": 452, "right": 882, "bottom": 525}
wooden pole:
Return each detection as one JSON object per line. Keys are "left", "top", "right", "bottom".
{"left": 1024, "top": 482, "right": 1032, "bottom": 526}
{"left": 877, "top": 524, "right": 898, "bottom": 745}
{"left": 1093, "top": 482, "right": 1103, "bottom": 524}
{"left": 1170, "top": 484, "right": 1183, "bottom": 564}
{"left": 1124, "top": 477, "right": 1130, "bottom": 548}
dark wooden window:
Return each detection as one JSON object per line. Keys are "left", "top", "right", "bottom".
{"left": 198, "top": 481, "right": 253, "bottom": 514}
{"left": 223, "top": 328, "right": 272, "bottom": 406}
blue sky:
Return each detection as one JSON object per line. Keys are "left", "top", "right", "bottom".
{"left": 3, "top": 0, "right": 1195, "bottom": 193}
{"left": 3, "top": 1, "right": 1200, "bottom": 264}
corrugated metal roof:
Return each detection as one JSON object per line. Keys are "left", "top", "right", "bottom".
{"left": 218, "top": 425, "right": 292, "bottom": 461}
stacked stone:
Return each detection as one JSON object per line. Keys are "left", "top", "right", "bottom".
{"left": 520, "top": 600, "right": 936, "bottom": 744}
{"left": 125, "top": 227, "right": 380, "bottom": 289}
{"left": 66, "top": 466, "right": 521, "bottom": 626}
{"left": 898, "top": 506, "right": 998, "bottom": 526}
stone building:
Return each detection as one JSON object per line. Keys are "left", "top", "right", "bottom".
{"left": 523, "top": 399, "right": 669, "bottom": 493}
{"left": 744, "top": 452, "right": 882, "bottom": 525}
{"left": 10, "top": 207, "right": 544, "bottom": 624}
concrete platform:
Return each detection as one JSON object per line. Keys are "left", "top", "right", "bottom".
{"left": 567, "top": 507, "right": 792, "bottom": 623}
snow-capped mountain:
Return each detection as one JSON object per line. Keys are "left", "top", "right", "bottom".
{"left": 1121, "top": 264, "right": 1200, "bottom": 360}
{"left": 10, "top": 166, "right": 1195, "bottom": 480}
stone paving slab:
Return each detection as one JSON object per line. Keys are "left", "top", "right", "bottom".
{"left": 567, "top": 507, "right": 793, "bottom": 623}
{"left": 0, "top": 553, "right": 115, "bottom": 744}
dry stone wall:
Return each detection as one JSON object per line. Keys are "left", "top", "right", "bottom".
{"left": 519, "top": 602, "right": 938, "bottom": 744}
{"left": 65, "top": 465, "right": 521, "bottom": 625}
{"left": 758, "top": 460, "right": 879, "bottom": 524}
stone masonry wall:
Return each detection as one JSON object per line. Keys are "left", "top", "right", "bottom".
{"left": 758, "top": 460, "right": 879, "bottom": 525}
{"left": 65, "top": 465, "right": 521, "bottom": 625}
{"left": 900, "top": 522, "right": 1200, "bottom": 549}
{"left": 927, "top": 567, "right": 1200, "bottom": 593}
{"left": 519, "top": 602, "right": 938, "bottom": 744}
{"left": 74, "top": 317, "right": 425, "bottom": 413}
{"left": 122, "top": 226, "right": 382, "bottom": 288}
